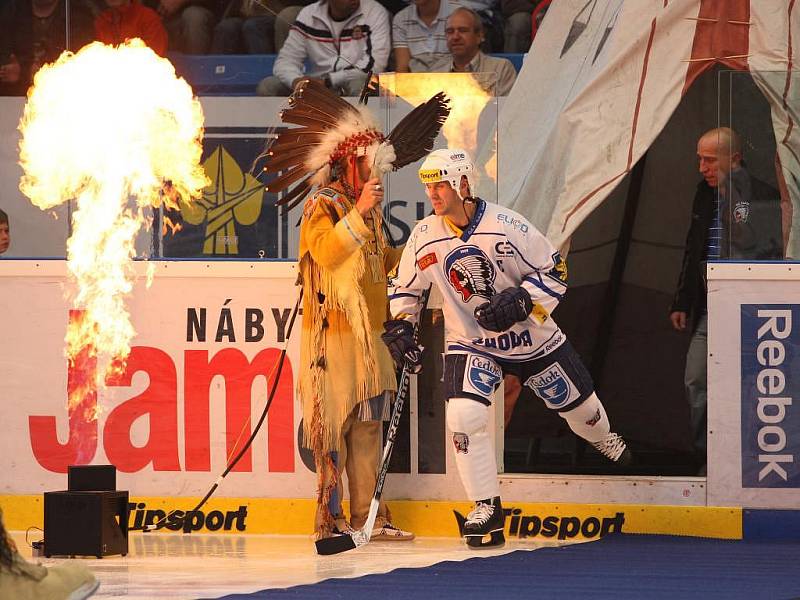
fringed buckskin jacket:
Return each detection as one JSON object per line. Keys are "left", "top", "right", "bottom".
{"left": 298, "top": 186, "right": 402, "bottom": 453}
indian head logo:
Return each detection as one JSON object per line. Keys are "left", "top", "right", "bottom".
{"left": 179, "top": 145, "right": 263, "bottom": 255}
{"left": 444, "top": 245, "right": 496, "bottom": 302}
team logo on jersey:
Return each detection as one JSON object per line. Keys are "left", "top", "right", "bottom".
{"left": 417, "top": 252, "right": 438, "bottom": 270}
{"left": 444, "top": 245, "right": 496, "bottom": 302}
{"left": 524, "top": 362, "right": 577, "bottom": 408}
{"left": 733, "top": 201, "right": 750, "bottom": 223}
{"left": 467, "top": 356, "right": 502, "bottom": 396}
{"left": 549, "top": 252, "right": 568, "bottom": 284}
{"left": 452, "top": 433, "right": 470, "bottom": 454}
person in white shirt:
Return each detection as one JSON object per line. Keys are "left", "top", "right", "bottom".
{"left": 256, "top": 0, "right": 391, "bottom": 96}
{"left": 392, "top": 0, "right": 460, "bottom": 72}
{"left": 383, "top": 148, "right": 631, "bottom": 548}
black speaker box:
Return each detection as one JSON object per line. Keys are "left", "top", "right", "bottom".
{"left": 44, "top": 490, "right": 129, "bottom": 558}
{"left": 68, "top": 464, "right": 116, "bottom": 491}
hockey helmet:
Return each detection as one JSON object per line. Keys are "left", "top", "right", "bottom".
{"left": 418, "top": 148, "right": 475, "bottom": 199}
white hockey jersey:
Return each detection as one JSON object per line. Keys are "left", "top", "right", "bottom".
{"left": 388, "top": 200, "right": 568, "bottom": 362}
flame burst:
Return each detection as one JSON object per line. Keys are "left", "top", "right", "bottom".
{"left": 18, "top": 40, "right": 208, "bottom": 390}
{"left": 381, "top": 72, "right": 494, "bottom": 173}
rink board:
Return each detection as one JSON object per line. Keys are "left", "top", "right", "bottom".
{"left": 2, "top": 261, "right": 799, "bottom": 541}
{"left": 0, "top": 494, "right": 741, "bottom": 540}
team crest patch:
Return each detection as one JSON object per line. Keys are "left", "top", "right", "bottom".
{"left": 524, "top": 362, "right": 579, "bottom": 408}
{"left": 444, "top": 245, "right": 496, "bottom": 302}
{"left": 453, "top": 433, "right": 469, "bottom": 454}
{"left": 467, "top": 356, "right": 502, "bottom": 396}
{"left": 549, "top": 252, "right": 568, "bottom": 284}
{"left": 417, "top": 252, "right": 438, "bottom": 270}
{"left": 733, "top": 201, "right": 750, "bottom": 223}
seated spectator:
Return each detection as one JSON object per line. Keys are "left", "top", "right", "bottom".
{"left": 147, "top": 0, "right": 218, "bottom": 54}
{"left": 455, "top": 0, "right": 502, "bottom": 52}
{"left": 95, "top": 0, "right": 168, "bottom": 55}
{"left": 430, "top": 7, "right": 516, "bottom": 95}
{"left": 499, "top": 0, "right": 549, "bottom": 53}
{"left": 274, "top": 0, "right": 314, "bottom": 53}
{"left": 376, "top": 0, "right": 407, "bottom": 15}
{"left": 392, "top": 0, "right": 460, "bottom": 73}
{"left": 0, "top": 0, "right": 95, "bottom": 95}
{"left": 212, "top": 0, "right": 281, "bottom": 54}
{"left": 257, "top": 0, "right": 390, "bottom": 97}
{"left": 0, "top": 210, "right": 9, "bottom": 255}
{"left": 500, "top": 0, "right": 535, "bottom": 53}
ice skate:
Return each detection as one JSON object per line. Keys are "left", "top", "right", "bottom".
{"left": 464, "top": 497, "right": 505, "bottom": 549}
{"left": 593, "top": 432, "right": 632, "bottom": 466}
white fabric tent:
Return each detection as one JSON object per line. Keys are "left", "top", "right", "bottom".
{"left": 499, "top": 0, "right": 798, "bottom": 256}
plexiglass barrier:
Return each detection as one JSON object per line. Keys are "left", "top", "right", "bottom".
{"left": 716, "top": 70, "right": 799, "bottom": 261}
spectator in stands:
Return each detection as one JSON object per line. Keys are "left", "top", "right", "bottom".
{"left": 392, "top": 0, "right": 460, "bottom": 72}
{"left": 0, "top": 210, "right": 9, "bottom": 256}
{"left": 256, "top": 0, "right": 390, "bottom": 97}
{"left": 500, "top": 0, "right": 549, "bottom": 53}
{"left": 149, "top": 0, "right": 219, "bottom": 54}
{"left": 500, "top": 0, "right": 535, "bottom": 53}
{"left": 670, "top": 127, "right": 783, "bottom": 475}
{"left": 274, "top": 0, "right": 314, "bottom": 52}
{"left": 0, "top": 0, "right": 95, "bottom": 95}
{"left": 95, "top": 0, "right": 168, "bottom": 55}
{"left": 458, "top": 0, "right": 501, "bottom": 52}
{"left": 212, "top": 0, "right": 280, "bottom": 54}
{"left": 430, "top": 7, "right": 516, "bottom": 95}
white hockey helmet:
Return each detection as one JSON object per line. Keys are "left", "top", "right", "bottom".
{"left": 418, "top": 148, "right": 475, "bottom": 199}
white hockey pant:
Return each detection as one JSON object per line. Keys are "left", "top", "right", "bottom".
{"left": 446, "top": 397, "right": 501, "bottom": 501}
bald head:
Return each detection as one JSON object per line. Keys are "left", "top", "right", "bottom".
{"left": 697, "top": 127, "right": 742, "bottom": 188}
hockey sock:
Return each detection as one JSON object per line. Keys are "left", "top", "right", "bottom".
{"left": 447, "top": 397, "right": 501, "bottom": 501}
{"left": 559, "top": 392, "right": 611, "bottom": 443}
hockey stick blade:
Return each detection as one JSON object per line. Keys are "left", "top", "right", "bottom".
{"left": 314, "top": 533, "right": 358, "bottom": 555}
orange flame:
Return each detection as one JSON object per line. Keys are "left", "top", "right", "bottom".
{"left": 18, "top": 40, "right": 209, "bottom": 411}
{"left": 381, "top": 72, "right": 495, "bottom": 178}
{"left": 163, "top": 215, "right": 184, "bottom": 236}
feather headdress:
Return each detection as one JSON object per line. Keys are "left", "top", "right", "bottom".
{"left": 263, "top": 78, "right": 450, "bottom": 212}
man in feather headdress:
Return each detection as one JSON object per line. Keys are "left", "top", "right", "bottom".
{"left": 264, "top": 79, "right": 449, "bottom": 542}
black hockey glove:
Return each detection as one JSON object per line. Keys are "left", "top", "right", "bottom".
{"left": 474, "top": 287, "right": 534, "bottom": 333}
{"left": 381, "top": 319, "right": 423, "bottom": 373}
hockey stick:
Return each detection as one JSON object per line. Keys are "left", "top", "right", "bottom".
{"left": 142, "top": 287, "right": 303, "bottom": 532}
{"left": 315, "top": 284, "right": 432, "bottom": 555}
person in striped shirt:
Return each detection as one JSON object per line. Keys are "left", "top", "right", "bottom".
{"left": 392, "top": 0, "right": 460, "bottom": 72}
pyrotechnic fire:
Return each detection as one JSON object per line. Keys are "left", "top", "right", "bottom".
{"left": 18, "top": 40, "right": 208, "bottom": 398}
{"left": 381, "top": 72, "right": 495, "bottom": 176}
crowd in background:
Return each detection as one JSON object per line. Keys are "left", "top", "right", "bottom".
{"left": 0, "top": 0, "right": 552, "bottom": 96}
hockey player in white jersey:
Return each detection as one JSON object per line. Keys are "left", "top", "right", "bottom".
{"left": 381, "top": 148, "right": 631, "bottom": 548}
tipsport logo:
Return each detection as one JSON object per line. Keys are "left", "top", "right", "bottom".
{"left": 453, "top": 508, "right": 625, "bottom": 540}
{"left": 128, "top": 502, "right": 249, "bottom": 533}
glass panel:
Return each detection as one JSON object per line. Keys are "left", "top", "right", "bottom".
{"left": 378, "top": 72, "right": 498, "bottom": 474}
{"left": 717, "top": 70, "right": 797, "bottom": 261}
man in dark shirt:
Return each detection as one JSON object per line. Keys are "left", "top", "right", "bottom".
{"left": 670, "top": 127, "right": 783, "bottom": 473}
{"left": 0, "top": 0, "right": 95, "bottom": 95}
